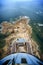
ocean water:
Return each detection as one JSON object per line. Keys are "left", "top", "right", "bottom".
{"left": 0, "top": 0, "right": 43, "bottom": 23}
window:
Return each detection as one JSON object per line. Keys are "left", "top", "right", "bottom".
{"left": 2, "top": 60, "right": 10, "bottom": 65}
{"left": 21, "top": 58, "right": 27, "bottom": 64}
{"left": 12, "top": 58, "right": 15, "bottom": 65}
{"left": 2, "top": 59, "right": 15, "bottom": 65}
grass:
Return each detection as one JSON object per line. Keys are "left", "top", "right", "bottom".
{"left": 0, "top": 32, "right": 12, "bottom": 49}
{"left": 0, "top": 33, "right": 6, "bottom": 59}
{"left": 0, "top": 33, "right": 6, "bottom": 49}
{"left": 0, "top": 39, "right": 5, "bottom": 49}
{"left": 32, "top": 29, "right": 43, "bottom": 53}
{"left": 29, "top": 22, "right": 43, "bottom": 53}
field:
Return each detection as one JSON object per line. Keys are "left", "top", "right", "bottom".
{"left": 29, "top": 21, "right": 43, "bottom": 53}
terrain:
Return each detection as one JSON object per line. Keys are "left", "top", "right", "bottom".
{"left": 0, "top": 16, "right": 43, "bottom": 60}
{"left": 29, "top": 21, "right": 43, "bottom": 60}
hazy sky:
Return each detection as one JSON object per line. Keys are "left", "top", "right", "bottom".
{"left": 0, "top": 0, "right": 33, "bottom": 6}
{"left": 1, "top": 0, "right": 33, "bottom": 3}
{"left": 4, "top": 0, "right": 33, "bottom": 1}
{"left": 13, "top": 0, "right": 33, "bottom": 1}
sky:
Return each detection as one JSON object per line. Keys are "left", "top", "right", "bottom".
{"left": 0, "top": 0, "right": 33, "bottom": 5}
{"left": 0, "top": 0, "right": 43, "bottom": 6}
{"left": 7, "top": 0, "right": 32, "bottom": 1}
{"left": 0, "top": 0, "right": 33, "bottom": 8}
